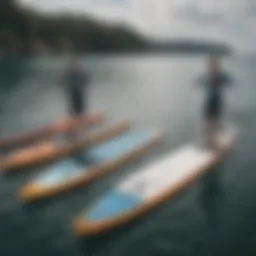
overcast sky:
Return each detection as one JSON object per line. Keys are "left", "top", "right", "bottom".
{"left": 17, "top": 0, "right": 256, "bottom": 53}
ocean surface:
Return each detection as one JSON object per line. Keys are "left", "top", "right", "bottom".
{"left": 0, "top": 54, "right": 256, "bottom": 256}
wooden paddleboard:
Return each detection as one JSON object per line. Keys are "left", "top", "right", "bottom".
{"left": 1, "top": 120, "right": 130, "bottom": 172}
{"left": 19, "top": 129, "right": 163, "bottom": 202}
{"left": 74, "top": 125, "right": 238, "bottom": 236}
{"left": 0, "top": 112, "right": 103, "bottom": 150}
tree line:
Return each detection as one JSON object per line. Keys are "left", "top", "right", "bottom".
{"left": 0, "top": 0, "right": 231, "bottom": 57}
{"left": 0, "top": 0, "right": 148, "bottom": 56}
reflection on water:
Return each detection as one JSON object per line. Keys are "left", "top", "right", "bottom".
{"left": 0, "top": 55, "right": 256, "bottom": 256}
{"left": 0, "top": 58, "right": 25, "bottom": 91}
{"left": 201, "top": 166, "right": 223, "bottom": 228}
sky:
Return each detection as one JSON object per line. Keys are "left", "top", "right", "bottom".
{"left": 17, "top": 0, "right": 256, "bottom": 53}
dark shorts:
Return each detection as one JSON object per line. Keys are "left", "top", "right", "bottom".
{"left": 69, "top": 94, "right": 86, "bottom": 115}
{"left": 204, "top": 98, "right": 222, "bottom": 119}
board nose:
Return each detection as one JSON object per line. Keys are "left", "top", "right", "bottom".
{"left": 86, "top": 189, "right": 142, "bottom": 222}
{"left": 73, "top": 189, "right": 142, "bottom": 236}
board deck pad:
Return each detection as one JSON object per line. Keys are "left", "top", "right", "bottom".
{"left": 81, "top": 126, "right": 238, "bottom": 223}
{"left": 33, "top": 130, "right": 159, "bottom": 187}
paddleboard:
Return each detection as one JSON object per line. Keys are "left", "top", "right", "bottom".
{"left": 0, "top": 112, "right": 103, "bottom": 151}
{"left": 1, "top": 120, "right": 130, "bottom": 172}
{"left": 74, "top": 125, "right": 238, "bottom": 236}
{"left": 19, "top": 129, "right": 163, "bottom": 202}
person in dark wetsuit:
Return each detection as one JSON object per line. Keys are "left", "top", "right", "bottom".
{"left": 201, "top": 55, "right": 232, "bottom": 149}
{"left": 63, "top": 58, "right": 91, "bottom": 164}
{"left": 64, "top": 59, "right": 89, "bottom": 117}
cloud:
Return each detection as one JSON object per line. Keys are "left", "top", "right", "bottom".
{"left": 18, "top": 0, "right": 130, "bottom": 13}
{"left": 17, "top": 0, "right": 256, "bottom": 53}
{"left": 159, "top": 0, "right": 256, "bottom": 52}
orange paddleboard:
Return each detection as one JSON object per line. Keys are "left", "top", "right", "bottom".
{"left": 1, "top": 120, "right": 130, "bottom": 172}
{"left": 0, "top": 112, "right": 103, "bottom": 150}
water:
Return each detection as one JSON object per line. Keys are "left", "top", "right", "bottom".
{"left": 0, "top": 55, "right": 256, "bottom": 256}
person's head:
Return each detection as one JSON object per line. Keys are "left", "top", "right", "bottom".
{"left": 208, "top": 55, "right": 220, "bottom": 74}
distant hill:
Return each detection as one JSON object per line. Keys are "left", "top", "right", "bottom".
{"left": 146, "top": 40, "right": 232, "bottom": 55}
{"left": 0, "top": 0, "right": 146, "bottom": 56}
{"left": 0, "top": 0, "right": 232, "bottom": 57}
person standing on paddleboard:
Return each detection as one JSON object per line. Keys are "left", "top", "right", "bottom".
{"left": 63, "top": 57, "right": 92, "bottom": 163}
{"left": 200, "top": 55, "right": 232, "bottom": 149}
{"left": 64, "top": 57, "right": 90, "bottom": 117}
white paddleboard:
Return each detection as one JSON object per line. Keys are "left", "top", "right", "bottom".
{"left": 74, "top": 125, "right": 239, "bottom": 236}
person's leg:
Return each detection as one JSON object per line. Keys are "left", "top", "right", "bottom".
{"left": 66, "top": 104, "right": 77, "bottom": 142}
{"left": 67, "top": 93, "right": 84, "bottom": 140}
{"left": 74, "top": 95, "right": 85, "bottom": 136}
{"left": 66, "top": 98, "right": 78, "bottom": 141}
{"left": 204, "top": 95, "right": 223, "bottom": 150}
{"left": 211, "top": 98, "right": 222, "bottom": 149}
{"left": 204, "top": 118, "right": 214, "bottom": 149}
{"left": 211, "top": 118, "right": 219, "bottom": 149}
{"left": 205, "top": 116, "right": 223, "bottom": 150}
{"left": 72, "top": 94, "right": 89, "bottom": 163}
